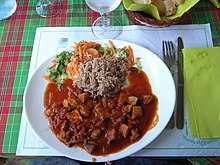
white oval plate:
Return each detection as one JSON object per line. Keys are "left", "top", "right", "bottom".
{"left": 24, "top": 40, "right": 176, "bottom": 162}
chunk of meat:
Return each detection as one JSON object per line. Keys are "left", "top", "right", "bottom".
{"left": 44, "top": 108, "right": 55, "bottom": 117}
{"left": 94, "top": 102, "right": 110, "bottom": 121}
{"left": 67, "top": 97, "right": 78, "bottom": 108}
{"left": 118, "top": 93, "right": 127, "bottom": 105}
{"left": 110, "top": 109, "right": 125, "bottom": 126}
{"left": 129, "top": 119, "right": 140, "bottom": 126}
{"left": 51, "top": 102, "right": 60, "bottom": 109}
{"left": 62, "top": 99, "right": 69, "bottom": 107}
{"left": 107, "top": 99, "right": 115, "bottom": 109}
{"left": 51, "top": 102, "right": 62, "bottom": 113}
{"left": 94, "top": 102, "right": 102, "bottom": 111}
{"left": 119, "top": 124, "right": 129, "bottom": 138}
{"left": 56, "top": 131, "right": 67, "bottom": 143}
{"left": 129, "top": 128, "right": 139, "bottom": 142}
{"left": 83, "top": 140, "right": 96, "bottom": 154}
{"left": 127, "top": 96, "right": 138, "bottom": 105}
{"left": 101, "top": 97, "right": 107, "bottom": 108}
{"left": 123, "top": 105, "right": 132, "bottom": 113}
{"left": 60, "top": 121, "right": 68, "bottom": 132}
{"left": 143, "top": 95, "right": 153, "bottom": 104}
{"left": 85, "top": 100, "right": 94, "bottom": 109}
{"left": 78, "top": 105, "right": 91, "bottom": 117}
{"left": 78, "top": 93, "right": 89, "bottom": 103}
{"left": 66, "top": 110, "right": 82, "bottom": 123}
{"left": 48, "top": 115, "right": 62, "bottom": 133}
{"left": 94, "top": 120, "right": 106, "bottom": 130}
{"left": 59, "top": 107, "right": 68, "bottom": 120}
{"left": 77, "top": 126, "right": 86, "bottom": 139}
{"left": 65, "top": 130, "right": 74, "bottom": 142}
{"left": 106, "top": 128, "right": 117, "bottom": 144}
{"left": 132, "top": 106, "right": 142, "bottom": 119}
{"left": 90, "top": 128, "right": 102, "bottom": 140}
{"left": 68, "top": 135, "right": 80, "bottom": 145}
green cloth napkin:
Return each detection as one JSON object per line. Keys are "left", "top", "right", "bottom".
{"left": 123, "top": 0, "right": 219, "bottom": 21}
{"left": 123, "top": 0, "right": 161, "bottom": 20}
{"left": 123, "top": 0, "right": 200, "bottom": 21}
{"left": 209, "top": 0, "right": 220, "bottom": 8}
{"left": 183, "top": 47, "right": 220, "bottom": 138}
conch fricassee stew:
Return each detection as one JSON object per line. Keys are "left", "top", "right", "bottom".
{"left": 43, "top": 40, "right": 158, "bottom": 156}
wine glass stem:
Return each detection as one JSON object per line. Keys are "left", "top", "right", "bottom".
{"left": 100, "top": 13, "right": 110, "bottom": 28}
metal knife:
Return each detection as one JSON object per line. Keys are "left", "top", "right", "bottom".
{"left": 176, "top": 37, "right": 184, "bottom": 129}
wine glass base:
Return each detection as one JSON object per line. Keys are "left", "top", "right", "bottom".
{"left": 36, "top": 0, "right": 61, "bottom": 18}
{"left": 92, "top": 16, "right": 123, "bottom": 39}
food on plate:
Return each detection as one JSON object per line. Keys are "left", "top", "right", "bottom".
{"left": 133, "top": 0, "right": 185, "bottom": 16}
{"left": 76, "top": 57, "right": 129, "bottom": 99}
{"left": 43, "top": 40, "right": 158, "bottom": 156}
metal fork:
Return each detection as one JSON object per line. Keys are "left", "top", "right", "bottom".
{"left": 163, "top": 41, "right": 176, "bottom": 69}
{"left": 162, "top": 40, "right": 176, "bottom": 129}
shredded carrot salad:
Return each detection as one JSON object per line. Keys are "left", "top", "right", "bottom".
{"left": 42, "top": 40, "right": 142, "bottom": 88}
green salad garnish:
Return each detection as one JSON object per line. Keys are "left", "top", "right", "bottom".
{"left": 44, "top": 41, "right": 143, "bottom": 89}
{"left": 46, "top": 51, "right": 71, "bottom": 88}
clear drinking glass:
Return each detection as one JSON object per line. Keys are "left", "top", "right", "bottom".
{"left": 36, "top": 0, "right": 62, "bottom": 18}
{"left": 0, "top": 0, "right": 17, "bottom": 20}
{"left": 85, "top": 0, "right": 122, "bottom": 39}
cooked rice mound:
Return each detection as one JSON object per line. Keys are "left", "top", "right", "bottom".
{"left": 76, "top": 57, "right": 129, "bottom": 99}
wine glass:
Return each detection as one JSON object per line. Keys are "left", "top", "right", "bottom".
{"left": 36, "top": 0, "right": 62, "bottom": 18}
{"left": 0, "top": 0, "right": 17, "bottom": 20}
{"left": 85, "top": 0, "right": 123, "bottom": 39}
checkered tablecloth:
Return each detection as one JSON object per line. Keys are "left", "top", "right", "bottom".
{"left": 0, "top": 0, "right": 220, "bottom": 156}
